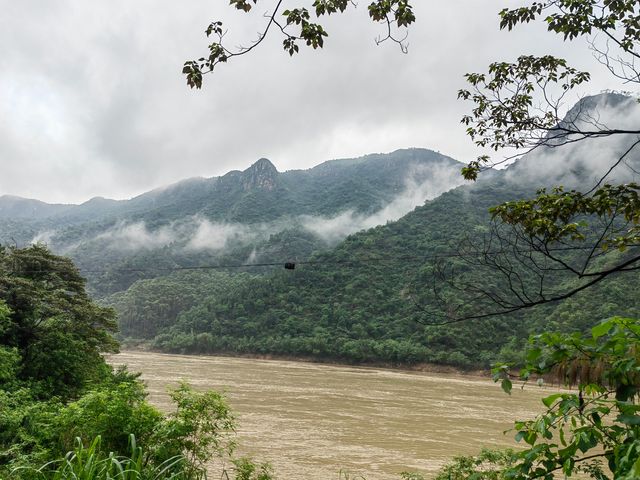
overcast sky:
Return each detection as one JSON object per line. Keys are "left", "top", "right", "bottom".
{"left": 0, "top": 1, "right": 629, "bottom": 203}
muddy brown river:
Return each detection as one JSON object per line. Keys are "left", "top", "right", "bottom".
{"left": 111, "top": 351, "right": 555, "bottom": 479}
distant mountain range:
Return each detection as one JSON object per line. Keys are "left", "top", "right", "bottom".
{"left": 0, "top": 148, "right": 466, "bottom": 295}
{"left": 0, "top": 148, "right": 461, "bottom": 224}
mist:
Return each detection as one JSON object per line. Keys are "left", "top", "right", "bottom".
{"left": 300, "top": 163, "right": 467, "bottom": 243}
{"left": 93, "top": 221, "right": 179, "bottom": 251}
{"left": 185, "top": 219, "right": 256, "bottom": 251}
{"left": 505, "top": 95, "right": 640, "bottom": 189}
{"left": 28, "top": 162, "right": 467, "bottom": 256}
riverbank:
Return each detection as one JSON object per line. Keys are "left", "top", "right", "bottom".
{"left": 118, "top": 342, "right": 490, "bottom": 379}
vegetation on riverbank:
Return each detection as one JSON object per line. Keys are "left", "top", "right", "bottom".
{"left": 0, "top": 245, "right": 273, "bottom": 480}
{"left": 2, "top": 244, "right": 638, "bottom": 479}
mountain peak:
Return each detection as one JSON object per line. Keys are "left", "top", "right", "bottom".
{"left": 247, "top": 157, "right": 277, "bottom": 172}
{"left": 563, "top": 92, "right": 636, "bottom": 125}
{"left": 241, "top": 158, "right": 278, "bottom": 191}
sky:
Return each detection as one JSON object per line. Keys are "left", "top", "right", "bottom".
{"left": 0, "top": 1, "right": 630, "bottom": 204}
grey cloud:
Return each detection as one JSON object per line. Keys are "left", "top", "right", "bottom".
{"left": 1, "top": 1, "right": 631, "bottom": 203}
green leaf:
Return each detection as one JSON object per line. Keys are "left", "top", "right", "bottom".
{"left": 591, "top": 319, "right": 614, "bottom": 339}
{"left": 541, "top": 393, "right": 563, "bottom": 408}
{"left": 617, "top": 414, "right": 640, "bottom": 426}
{"left": 502, "top": 378, "right": 513, "bottom": 395}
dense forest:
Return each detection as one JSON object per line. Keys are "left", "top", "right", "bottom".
{"left": 0, "top": 149, "right": 463, "bottom": 296}
{"left": 114, "top": 174, "right": 640, "bottom": 368}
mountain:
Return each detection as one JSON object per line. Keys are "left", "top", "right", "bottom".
{"left": 139, "top": 171, "right": 640, "bottom": 368}
{"left": 0, "top": 195, "right": 71, "bottom": 220}
{"left": 109, "top": 93, "right": 640, "bottom": 367}
{"left": 0, "top": 148, "right": 466, "bottom": 295}
{"left": 6, "top": 93, "right": 638, "bottom": 369}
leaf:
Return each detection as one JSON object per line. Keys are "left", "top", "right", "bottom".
{"left": 617, "top": 414, "right": 640, "bottom": 426}
{"left": 542, "top": 393, "right": 563, "bottom": 408}
{"left": 591, "top": 319, "right": 614, "bottom": 339}
{"left": 501, "top": 378, "right": 513, "bottom": 395}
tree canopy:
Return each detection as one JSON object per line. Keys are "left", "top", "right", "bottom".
{"left": 0, "top": 245, "right": 119, "bottom": 398}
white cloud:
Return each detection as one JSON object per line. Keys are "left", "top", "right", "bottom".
{"left": 185, "top": 219, "right": 254, "bottom": 251}
{"left": 94, "top": 221, "right": 178, "bottom": 251}
{"left": 301, "top": 163, "right": 467, "bottom": 243}
{"left": 506, "top": 95, "right": 640, "bottom": 188}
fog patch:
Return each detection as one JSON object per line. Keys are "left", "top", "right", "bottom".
{"left": 94, "top": 221, "right": 178, "bottom": 251}
{"left": 506, "top": 95, "right": 640, "bottom": 188}
{"left": 30, "top": 230, "right": 56, "bottom": 245}
{"left": 185, "top": 219, "right": 255, "bottom": 251}
{"left": 301, "top": 162, "right": 467, "bottom": 243}
{"left": 245, "top": 248, "right": 259, "bottom": 264}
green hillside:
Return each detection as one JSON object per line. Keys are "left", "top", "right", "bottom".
{"left": 0, "top": 148, "right": 464, "bottom": 296}
{"left": 112, "top": 171, "right": 640, "bottom": 368}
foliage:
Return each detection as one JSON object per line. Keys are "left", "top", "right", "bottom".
{"left": 55, "top": 379, "right": 163, "bottom": 455}
{"left": 0, "top": 247, "right": 273, "bottom": 480}
{"left": 21, "top": 435, "right": 188, "bottom": 480}
{"left": 0, "top": 245, "right": 118, "bottom": 399}
{"left": 490, "top": 184, "right": 640, "bottom": 248}
{"left": 231, "top": 457, "right": 274, "bottom": 480}
{"left": 152, "top": 384, "right": 237, "bottom": 478}
{"left": 492, "top": 316, "right": 640, "bottom": 479}
{"left": 433, "top": 448, "right": 516, "bottom": 480}
{"left": 184, "top": 0, "right": 415, "bottom": 88}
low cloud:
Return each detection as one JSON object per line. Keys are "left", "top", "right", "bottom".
{"left": 31, "top": 230, "right": 55, "bottom": 245}
{"left": 506, "top": 94, "right": 640, "bottom": 189}
{"left": 185, "top": 219, "right": 255, "bottom": 251}
{"left": 301, "top": 162, "right": 466, "bottom": 243}
{"left": 30, "top": 163, "right": 467, "bottom": 255}
{"left": 94, "top": 221, "right": 178, "bottom": 250}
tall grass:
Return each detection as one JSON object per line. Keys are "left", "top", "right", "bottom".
{"left": 16, "top": 435, "right": 194, "bottom": 480}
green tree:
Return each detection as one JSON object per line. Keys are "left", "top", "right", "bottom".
{"left": 492, "top": 316, "right": 640, "bottom": 479}
{"left": 0, "top": 245, "right": 119, "bottom": 399}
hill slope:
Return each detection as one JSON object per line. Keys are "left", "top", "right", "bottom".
{"left": 0, "top": 148, "right": 465, "bottom": 296}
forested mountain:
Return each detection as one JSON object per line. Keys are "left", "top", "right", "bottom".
{"left": 0, "top": 148, "right": 464, "bottom": 296}
{"left": 104, "top": 93, "right": 640, "bottom": 368}
{"left": 118, "top": 174, "right": 638, "bottom": 367}
{"left": 3, "top": 94, "right": 639, "bottom": 369}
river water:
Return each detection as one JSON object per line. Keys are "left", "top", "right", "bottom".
{"left": 111, "top": 351, "right": 554, "bottom": 479}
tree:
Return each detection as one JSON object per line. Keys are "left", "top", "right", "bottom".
{"left": 491, "top": 316, "right": 640, "bottom": 479}
{"left": 183, "top": 0, "right": 415, "bottom": 89}
{"left": 0, "top": 244, "right": 119, "bottom": 398}
{"left": 184, "top": 1, "right": 640, "bottom": 320}
{"left": 443, "top": 1, "right": 640, "bottom": 319}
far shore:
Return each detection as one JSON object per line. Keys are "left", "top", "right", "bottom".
{"left": 112, "top": 344, "right": 492, "bottom": 380}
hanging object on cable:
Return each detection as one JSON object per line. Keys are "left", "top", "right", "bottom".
{"left": 284, "top": 262, "right": 295, "bottom": 270}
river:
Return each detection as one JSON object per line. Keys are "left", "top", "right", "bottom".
{"left": 111, "top": 351, "right": 554, "bottom": 479}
